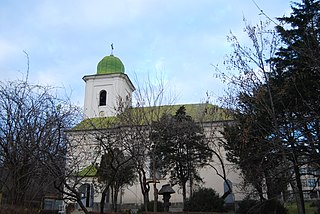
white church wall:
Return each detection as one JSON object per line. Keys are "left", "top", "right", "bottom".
{"left": 67, "top": 120, "right": 245, "bottom": 209}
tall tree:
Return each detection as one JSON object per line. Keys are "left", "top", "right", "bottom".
{"left": 117, "top": 74, "right": 177, "bottom": 212}
{"left": 220, "top": 1, "right": 320, "bottom": 214}
{"left": 151, "top": 106, "right": 212, "bottom": 206}
{"left": 269, "top": 1, "right": 320, "bottom": 213}
{"left": 217, "top": 18, "right": 289, "bottom": 201}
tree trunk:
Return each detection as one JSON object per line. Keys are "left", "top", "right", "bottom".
{"left": 143, "top": 192, "right": 149, "bottom": 211}
{"left": 290, "top": 181, "right": 304, "bottom": 214}
{"left": 292, "top": 164, "right": 305, "bottom": 214}
{"left": 100, "top": 192, "right": 106, "bottom": 214}
{"left": 254, "top": 183, "right": 266, "bottom": 202}
{"left": 290, "top": 142, "right": 305, "bottom": 214}
{"left": 77, "top": 199, "right": 90, "bottom": 214}
{"left": 189, "top": 174, "right": 193, "bottom": 198}
{"left": 113, "top": 186, "right": 119, "bottom": 212}
{"left": 138, "top": 168, "right": 150, "bottom": 211}
{"left": 182, "top": 182, "right": 187, "bottom": 210}
{"left": 153, "top": 182, "right": 158, "bottom": 212}
{"left": 100, "top": 187, "right": 109, "bottom": 214}
{"left": 264, "top": 169, "right": 282, "bottom": 200}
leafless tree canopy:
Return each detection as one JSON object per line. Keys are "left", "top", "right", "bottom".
{"left": 0, "top": 79, "right": 80, "bottom": 207}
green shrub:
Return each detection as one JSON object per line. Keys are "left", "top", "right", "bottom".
{"left": 184, "top": 187, "right": 226, "bottom": 212}
{"left": 311, "top": 200, "right": 320, "bottom": 214}
{"left": 237, "top": 198, "right": 287, "bottom": 214}
{"left": 259, "top": 199, "right": 287, "bottom": 214}
{"left": 137, "top": 200, "right": 164, "bottom": 213}
{"left": 236, "top": 198, "right": 258, "bottom": 214}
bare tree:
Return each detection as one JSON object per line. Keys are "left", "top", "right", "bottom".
{"left": 214, "top": 19, "right": 290, "bottom": 201}
{"left": 0, "top": 78, "right": 83, "bottom": 210}
{"left": 202, "top": 120, "right": 235, "bottom": 200}
{"left": 121, "top": 73, "right": 177, "bottom": 212}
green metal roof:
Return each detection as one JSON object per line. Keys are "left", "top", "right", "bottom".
{"left": 74, "top": 116, "right": 118, "bottom": 130}
{"left": 73, "top": 103, "right": 231, "bottom": 131}
{"left": 77, "top": 164, "right": 98, "bottom": 177}
{"left": 97, "top": 54, "right": 125, "bottom": 75}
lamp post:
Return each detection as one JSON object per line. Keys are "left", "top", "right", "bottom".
{"left": 158, "top": 184, "right": 175, "bottom": 212}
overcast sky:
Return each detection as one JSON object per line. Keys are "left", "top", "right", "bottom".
{"left": 0, "top": 0, "right": 293, "bottom": 106}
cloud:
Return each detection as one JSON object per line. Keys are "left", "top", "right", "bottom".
{"left": 0, "top": 0, "right": 293, "bottom": 106}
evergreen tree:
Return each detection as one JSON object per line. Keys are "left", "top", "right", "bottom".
{"left": 270, "top": 1, "right": 320, "bottom": 213}
{"left": 220, "top": 1, "right": 320, "bottom": 214}
{"left": 151, "top": 106, "right": 212, "bottom": 206}
{"left": 223, "top": 86, "right": 289, "bottom": 201}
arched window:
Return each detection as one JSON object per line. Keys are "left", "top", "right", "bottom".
{"left": 99, "top": 90, "right": 107, "bottom": 106}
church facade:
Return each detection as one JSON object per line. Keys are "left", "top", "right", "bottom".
{"left": 66, "top": 52, "right": 244, "bottom": 212}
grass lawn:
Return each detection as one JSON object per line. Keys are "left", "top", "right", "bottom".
{"left": 286, "top": 201, "right": 318, "bottom": 214}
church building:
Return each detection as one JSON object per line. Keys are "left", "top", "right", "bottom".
{"left": 66, "top": 51, "right": 243, "bottom": 213}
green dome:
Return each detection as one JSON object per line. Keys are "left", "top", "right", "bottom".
{"left": 97, "top": 54, "right": 125, "bottom": 75}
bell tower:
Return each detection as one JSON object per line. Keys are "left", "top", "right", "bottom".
{"left": 83, "top": 51, "right": 135, "bottom": 118}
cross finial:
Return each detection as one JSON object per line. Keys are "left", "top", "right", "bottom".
{"left": 111, "top": 43, "right": 114, "bottom": 55}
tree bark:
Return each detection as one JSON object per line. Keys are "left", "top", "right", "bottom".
{"left": 293, "top": 163, "right": 305, "bottom": 214}
{"left": 182, "top": 182, "right": 187, "bottom": 210}
{"left": 138, "top": 168, "right": 150, "bottom": 211}
{"left": 100, "top": 186, "right": 109, "bottom": 214}
{"left": 153, "top": 182, "right": 158, "bottom": 212}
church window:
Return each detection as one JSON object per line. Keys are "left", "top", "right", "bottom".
{"left": 79, "top": 183, "right": 93, "bottom": 207}
{"left": 99, "top": 90, "right": 107, "bottom": 106}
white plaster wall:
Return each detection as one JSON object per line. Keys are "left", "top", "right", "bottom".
{"left": 67, "top": 121, "right": 245, "bottom": 208}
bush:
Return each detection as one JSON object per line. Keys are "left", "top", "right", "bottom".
{"left": 237, "top": 198, "right": 258, "bottom": 214}
{"left": 184, "top": 187, "right": 226, "bottom": 212}
{"left": 311, "top": 200, "right": 320, "bottom": 214}
{"left": 258, "top": 199, "right": 287, "bottom": 214}
{"left": 237, "top": 198, "right": 287, "bottom": 214}
{"left": 137, "top": 200, "right": 164, "bottom": 213}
